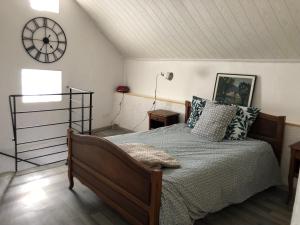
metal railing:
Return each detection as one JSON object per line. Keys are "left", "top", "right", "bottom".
{"left": 3, "top": 87, "right": 94, "bottom": 172}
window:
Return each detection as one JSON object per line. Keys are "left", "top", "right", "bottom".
{"left": 29, "top": 0, "right": 59, "bottom": 13}
{"left": 21, "top": 69, "right": 62, "bottom": 103}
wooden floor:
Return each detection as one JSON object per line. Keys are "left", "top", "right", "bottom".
{"left": 0, "top": 165, "right": 292, "bottom": 225}
{"left": 0, "top": 127, "right": 293, "bottom": 225}
{"left": 93, "top": 125, "right": 132, "bottom": 137}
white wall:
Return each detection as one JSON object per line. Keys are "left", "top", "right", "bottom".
{"left": 112, "top": 59, "right": 300, "bottom": 185}
{"left": 124, "top": 60, "right": 300, "bottom": 123}
{"left": 0, "top": 0, "right": 123, "bottom": 172}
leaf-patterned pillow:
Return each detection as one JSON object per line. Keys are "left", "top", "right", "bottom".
{"left": 243, "top": 106, "right": 260, "bottom": 129}
{"left": 187, "top": 96, "right": 207, "bottom": 128}
{"left": 225, "top": 106, "right": 260, "bottom": 140}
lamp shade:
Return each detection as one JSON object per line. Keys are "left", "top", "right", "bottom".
{"left": 161, "top": 72, "right": 174, "bottom": 81}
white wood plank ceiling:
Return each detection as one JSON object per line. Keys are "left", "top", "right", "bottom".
{"left": 76, "top": 0, "right": 300, "bottom": 60}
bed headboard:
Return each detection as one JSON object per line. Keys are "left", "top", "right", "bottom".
{"left": 185, "top": 101, "right": 286, "bottom": 164}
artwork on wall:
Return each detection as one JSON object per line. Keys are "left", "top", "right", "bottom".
{"left": 212, "top": 73, "right": 256, "bottom": 107}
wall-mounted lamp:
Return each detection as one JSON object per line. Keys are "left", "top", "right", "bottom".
{"left": 133, "top": 72, "right": 175, "bottom": 130}
{"left": 153, "top": 72, "right": 174, "bottom": 109}
{"left": 160, "top": 72, "right": 174, "bottom": 81}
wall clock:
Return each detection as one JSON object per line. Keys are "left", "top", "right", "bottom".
{"left": 22, "top": 17, "right": 67, "bottom": 63}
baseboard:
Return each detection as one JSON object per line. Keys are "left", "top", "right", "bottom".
{"left": 92, "top": 125, "right": 133, "bottom": 134}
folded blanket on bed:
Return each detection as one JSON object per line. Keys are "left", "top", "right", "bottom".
{"left": 117, "top": 143, "right": 180, "bottom": 169}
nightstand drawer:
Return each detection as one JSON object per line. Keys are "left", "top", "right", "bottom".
{"left": 166, "top": 116, "right": 179, "bottom": 123}
{"left": 150, "top": 114, "right": 165, "bottom": 122}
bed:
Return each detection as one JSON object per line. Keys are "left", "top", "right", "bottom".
{"left": 67, "top": 100, "right": 286, "bottom": 225}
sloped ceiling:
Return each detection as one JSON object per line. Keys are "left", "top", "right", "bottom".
{"left": 76, "top": 0, "right": 300, "bottom": 60}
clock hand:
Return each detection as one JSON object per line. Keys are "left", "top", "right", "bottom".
{"left": 40, "top": 43, "right": 45, "bottom": 51}
{"left": 49, "top": 40, "right": 66, "bottom": 43}
{"left": 23, "top": 38, "right": 44, "bottom": 42}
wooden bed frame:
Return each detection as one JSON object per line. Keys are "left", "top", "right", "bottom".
{"left": 68, "top": 101, "right": 286, "bottom": 225}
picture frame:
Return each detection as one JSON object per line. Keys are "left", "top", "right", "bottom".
{"left": 212, "top": 73, "right": 257, "bottom": 107}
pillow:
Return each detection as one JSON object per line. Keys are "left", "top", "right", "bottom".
{"left": 191, "top": 102, "right": 237, "bottom": 142}
{"left": 243, "top": 106, "right": 261, "bottom": 128}
{"left": 225, "top": 106, "right": 260, "bottom": 140}
{"left": 187, "top": 96, "right": 207, "bottom": 128}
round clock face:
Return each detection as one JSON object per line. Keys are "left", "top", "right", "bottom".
{"left": 22, "top": 17, "right": 67, "bottom": 63}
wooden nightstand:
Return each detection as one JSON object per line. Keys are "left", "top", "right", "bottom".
{"left": 288, "top": 141, "right": 300, "bottom": 203}
{"left": 148, "top": 109, "right": 179, "bottom": 130}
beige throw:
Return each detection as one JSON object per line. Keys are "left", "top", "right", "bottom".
{"left": 117, "top": 143, "right": 180, "bottom": 169}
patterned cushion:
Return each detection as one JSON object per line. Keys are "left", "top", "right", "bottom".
{"left": 225, "top": 106, "right": 260, "bottom": 140}
{"left": 191, "top": 102, "right": 237, "bottom": 142}
{"left": 187, "top": 96, "right": 207, "bottom": 128}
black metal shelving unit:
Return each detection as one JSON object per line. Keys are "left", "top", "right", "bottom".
{"left": 4, "top": 87, "right": 94, "bottom": 172}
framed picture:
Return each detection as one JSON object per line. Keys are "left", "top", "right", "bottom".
{"left": 213, "top": 73, "right": 257, "bottom": 107}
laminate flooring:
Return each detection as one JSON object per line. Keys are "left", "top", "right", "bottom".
{"left": 0, "top": 126, "right": 293, "bottom": 225}
{"left": 0, "top": 165, "right": 293, "bottom": 225}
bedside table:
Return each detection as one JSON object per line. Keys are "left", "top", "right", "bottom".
{"left": 288, "top": 141, "right": 300, "bottom": 203}
{"left": 148, "top": 109, "right": 179, "bottom": 130}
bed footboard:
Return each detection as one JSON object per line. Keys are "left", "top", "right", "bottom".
{"left": 67, "top": 130, "right": 162, "bottom": 225}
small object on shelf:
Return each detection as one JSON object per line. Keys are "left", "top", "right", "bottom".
{"left": 288, "top": 141, "right": 300, "bottom": 203}
{"left": 148, "top": 109, "right": 179, "bottom": 130}
{"left": 116, "top": 85, "right": 130, "bottom": 93}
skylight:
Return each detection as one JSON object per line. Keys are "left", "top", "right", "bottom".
{"left": 21, "top": 69, "right": 62, "bottom": 103}
{"left": 29, "top": 0, "right": 59, "bottom": 13}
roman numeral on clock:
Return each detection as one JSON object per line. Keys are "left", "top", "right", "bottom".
{"left": 33, "top": 19, "right": 40, "bottom": 29}
{"left": 53, "top": 52, "right": 58, "bottom": 61}
{"left": 35, "top": 51, "right": 41, "bottom": 60}
{"left": 26, "top": 45, "right": 35, "bottom": 52}
{"left": 23, "top": 37, "right": 33, "bottom": 41}
{"left": 25, "top": 27, "right": 34, "bottom": 33}
{"left": 45, "top": 54, "right": 49, "bottom": 63}
{"left": 43, "top": 18, "right": 47, "bottom": 27}
{"left": 57, "top": 48, "right": 64, "bottom": 54}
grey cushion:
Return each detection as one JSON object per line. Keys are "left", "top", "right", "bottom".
{"left": 191, "top": 102, "right": 237, "bottom": 141}
{"left": 187, "top": 96, "right": 207, "bottom": 128}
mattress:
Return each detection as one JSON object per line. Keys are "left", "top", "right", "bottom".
{"left": 106, "top": 123, "right": 281, "bottom": 225}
